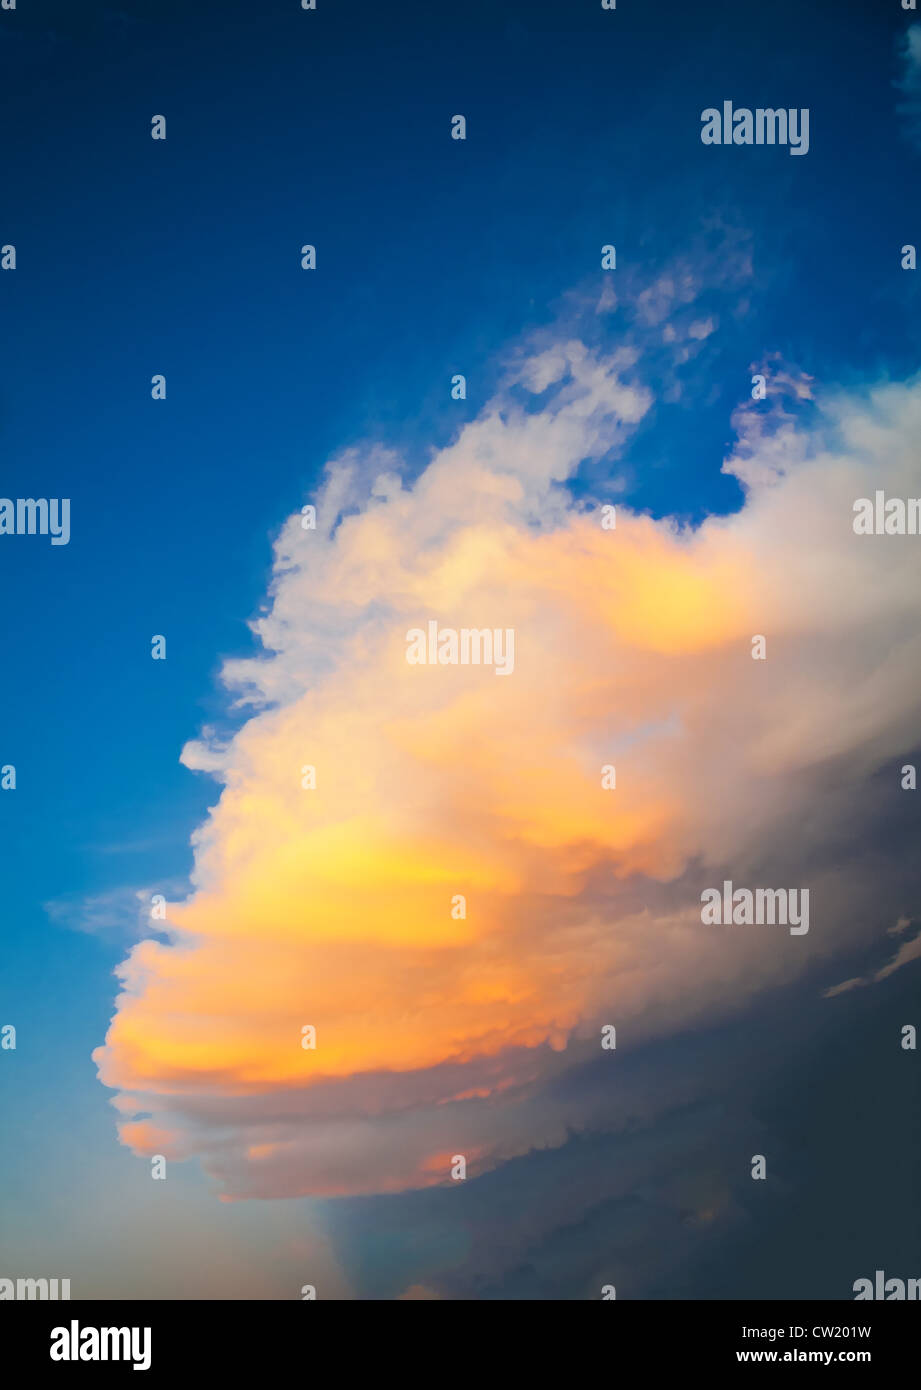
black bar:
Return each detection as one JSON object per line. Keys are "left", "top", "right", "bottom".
{"left": 3, "top": 1300, "right": 915, "bottom": 1376}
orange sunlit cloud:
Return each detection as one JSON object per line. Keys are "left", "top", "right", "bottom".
{"left": 93, "top": 333, "right": 921, "bottom": 1197}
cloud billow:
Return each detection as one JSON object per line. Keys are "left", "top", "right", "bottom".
{"left": 93, "top": 294, "right": 921, "bottom": 1199}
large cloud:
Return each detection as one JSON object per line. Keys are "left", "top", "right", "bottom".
{"left": 93, "top": 300, "right": 921, "bottom": 1199}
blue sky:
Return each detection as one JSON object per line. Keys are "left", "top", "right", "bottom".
{"left": 2, "top": 0, "right": 920, "bottom": 1299}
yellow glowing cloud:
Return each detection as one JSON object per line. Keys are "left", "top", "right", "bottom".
{"left": 93, "top": 336, "right": 921, "bottom": 1198}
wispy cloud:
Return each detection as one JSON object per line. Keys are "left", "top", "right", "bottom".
{"left": 823, "top": 919, "right": 921, "bottom": 997}
{"left": 46, "top": 883, "right": 184, "bottom": 942}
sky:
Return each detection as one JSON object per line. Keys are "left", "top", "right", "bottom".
{"left": 1, "top": 0, "right": 920, "bottom": 1300}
